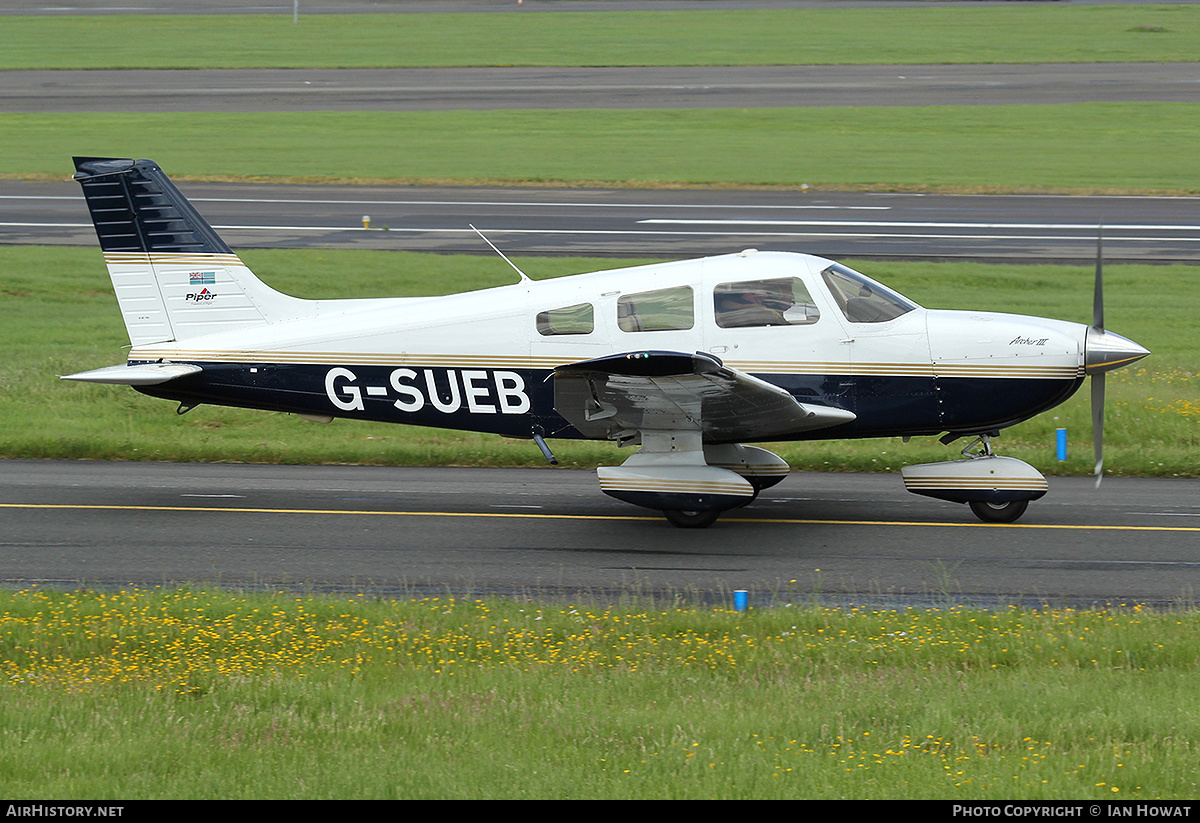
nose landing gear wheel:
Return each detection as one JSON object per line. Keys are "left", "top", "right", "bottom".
{"left": 969, "top": 499, "right": 1029, "bottom": 523}
{"left": 663, "top": 509, "right": 721, "bottom": 529}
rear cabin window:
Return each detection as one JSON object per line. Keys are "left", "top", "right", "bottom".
{"left": 714, "top": 277, "right": 820, "bottom": 328}
{"left": 617, "top": 286, "right": 694, "bottom": 332}
{"left": 536, "top": 302, "right": 594, "bottom": 336}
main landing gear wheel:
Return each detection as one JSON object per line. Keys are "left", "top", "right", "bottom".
{"left": 663, "top": 509, "right": 721, "bottom": 529}
{"left": 969, "top": 499, "right": 1029, "bottom": 524}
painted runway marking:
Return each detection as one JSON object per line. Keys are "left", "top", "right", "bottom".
{"left": 639, "top": 218, "right": 1200, "bottom": 232}
{"left": 0, "top": 194, "right": 891, "bottom": 211}
{"left": 4, "top": 502, "right": 1200, "bottom": 532}
{"left": 8, "top": 222, "right": 1197, "bottom": 248}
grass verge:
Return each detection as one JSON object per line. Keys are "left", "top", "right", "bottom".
{"left": 3, "top": 7, "right": 1199, "bottom": 69}
{"left": 2, "top": 245, "right": 1195, "bottom": 477}
{"left": 4, "top": 104, "right": 1200, "bottom": 194}
{"left": 1, "top": 586, "right": 1197, "bottom": 799}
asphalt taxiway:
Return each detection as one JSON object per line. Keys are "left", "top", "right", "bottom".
{"left": 5, "top": 179, "right": 1198, "bottom": 262}
{"left": 3, "top": 460, "right": 1197, "bottom": 607}
{"left": 8, "top": 63, "right": 1200, "bottom": 112}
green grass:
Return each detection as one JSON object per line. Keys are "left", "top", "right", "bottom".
{"left": 6, "top": 103, "right": 1200, "bottom": 194}
{"left": 2, "top": 587, "right": 1198, "bottom": 799}
{"left": 3, "top": 7, "right": 1200, "bottom": 69}
{"left": 2, "top": 245, "right": 1195, "bottom": 477}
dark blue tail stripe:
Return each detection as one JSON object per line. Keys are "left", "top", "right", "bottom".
{"left": 72, "top": 157, "right": 233, "bottom": 255}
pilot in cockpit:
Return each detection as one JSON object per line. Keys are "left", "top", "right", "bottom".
{"left": 715, "top": 283, "right": 792, "bottom": 328}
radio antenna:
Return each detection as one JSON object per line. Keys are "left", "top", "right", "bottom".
{"left": 470, "top": 224, "right": 530, "bottom": 283}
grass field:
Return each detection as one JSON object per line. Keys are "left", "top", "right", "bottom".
{"left": 5, "top": 103, "right": 1200, "bottom": 194}
{"left": 3, "top": 245, "right": 1195, "bottom": 477}
{"left": 4, "top": 6, "right": 1199, "bottom": 69}
{"left": 2, "top": 587, "right": 1198, "bottom": 799}
{"left": 5, "top": 7, "right": 1198, "bottom": 194}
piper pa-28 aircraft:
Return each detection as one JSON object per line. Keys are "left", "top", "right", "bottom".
{"left": 63, "top": 157, "right": 1150, "bottom": 527}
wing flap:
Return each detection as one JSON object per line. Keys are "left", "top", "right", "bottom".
{"left": 554, "top": 351, "right": 854, "bottom": 441}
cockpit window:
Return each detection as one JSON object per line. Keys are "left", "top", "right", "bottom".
{"left": 536, "top": 302, "right": 594, "bottom": 336}
{"left": 714, "top": 277, "right": 820, "bottom": 328}
{"left": 821, "top": 263, "right": 917, "bottom": 323}
{"left": 618, "top": 286, "right": 694, "bottom": 332}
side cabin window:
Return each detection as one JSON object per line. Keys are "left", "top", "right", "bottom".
{"left": 536, "top": 302, "right": 594, "bottom": 336}
{"left": 821, "top": 263, "right": 917, "bottom": 324}
{"left": 617, "top": 286, "right": 694, "bottom": 332}
{"left": 714, "top": 277, "right": 820, "bottom": 328}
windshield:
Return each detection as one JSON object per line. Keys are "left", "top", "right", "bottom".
{"left": 821, "top": 263, "right": 918, "bottom": 323}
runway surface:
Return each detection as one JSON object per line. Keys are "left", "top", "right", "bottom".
{"left": 9, "top": 63, "right": 1200, "bottom": 112}
{"left": 5, "top": 179, "right": 1198, "bottom": 261}
{"left": 2, "top": 460, "right": 1198, "bottom": 607}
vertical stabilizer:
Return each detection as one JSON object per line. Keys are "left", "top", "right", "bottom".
{"left": 72, "top": 157, "right": 309, "bottom": 346}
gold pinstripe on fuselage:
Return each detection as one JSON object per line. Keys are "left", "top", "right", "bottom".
{"left": 128, "top": 348, "right": 1083, "bottom": 381}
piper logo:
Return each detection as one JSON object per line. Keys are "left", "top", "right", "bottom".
{"left": 185, "top": 288, "right": 216, "bottom": 302}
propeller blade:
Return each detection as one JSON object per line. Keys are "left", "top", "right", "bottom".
{"left": 1093, "top": 225, "right": 1104, "bottom": 333}
{"left": 1091, "top": 223, "right": 1105, "bottom": 488}
{"left": 1092, "top": 371, "right": 1105, "bottom": 488}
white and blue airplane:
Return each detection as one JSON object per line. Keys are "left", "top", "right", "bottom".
{"left": 63, "top": 157, "right": 1150, "bottom": 527}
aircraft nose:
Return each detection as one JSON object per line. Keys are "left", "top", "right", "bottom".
{"left": 1085, "top": 327, "right": 1150, "bottom": 374}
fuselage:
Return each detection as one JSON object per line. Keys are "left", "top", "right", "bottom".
{"left": 128, "top": 250, "right": 1088, "bottom": 444}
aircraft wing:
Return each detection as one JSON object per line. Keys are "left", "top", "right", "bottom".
{"left": 553, "top": 351, "right": 855, "bottom": 441}
{"left": 60, "top": 363, "right": 203, "bottom": 386}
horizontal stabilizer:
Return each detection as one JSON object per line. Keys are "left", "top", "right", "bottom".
{"left": 60, "top": 363, "right": 203, "bottom": 386}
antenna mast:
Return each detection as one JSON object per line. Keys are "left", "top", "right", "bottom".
{"left": 470, "top": 224, "right": 530, "bottom": 283}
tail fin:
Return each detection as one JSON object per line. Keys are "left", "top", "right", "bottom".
{"left": 72, "top": 157, "right": 309, "bottom": 346}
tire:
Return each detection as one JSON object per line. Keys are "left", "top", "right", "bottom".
{"left": 969, "top": 499, "right": 1029, "bottom": 524}
{"left": 663, "top": 509, "right": 721, "bottom": 529}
